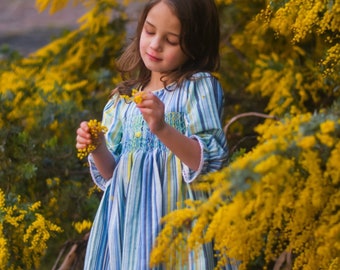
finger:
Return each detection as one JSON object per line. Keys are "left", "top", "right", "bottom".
{"left": 80, "top": 121, "right": 89, "bottom": 131}
{"left": 76, "top": 141, "right": 88, "bottom": 149}
{"left": 138, "top": 91, "right": 154, "bottom": 102}
{"left": 76, "top": 142, "right": 87, "bottom": 150}
{"left": 77, "top": 133, "right": 91, "bottom": 143}
{"left": 138, "top": 107, "right": 154, "bottom": 116}
{"left": 137, "top": 93, "right": 159, "bottom": 108}
{"left": 76, "top": 130, "right": 89, "bottom": 142}
{"left": 77, "top": 126, "right": 91, "bottom": 139}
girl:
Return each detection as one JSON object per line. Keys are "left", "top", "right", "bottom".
{"left": 76, "top": 0, "right": 235, "bottom": 269}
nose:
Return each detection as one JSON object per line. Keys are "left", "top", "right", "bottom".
{"left": 150, "top": 36, "right": 162, "bottom": 51}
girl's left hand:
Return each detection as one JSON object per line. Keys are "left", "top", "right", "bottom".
{"left": 136, "top": 91, "right": 166, "bottom": 134}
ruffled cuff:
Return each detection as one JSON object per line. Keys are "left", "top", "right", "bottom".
{"left": 182, "top": 135, "right": 204, "bottom": 183}
{"left": 88, "top": 154, "right": 110, "bottom": 191}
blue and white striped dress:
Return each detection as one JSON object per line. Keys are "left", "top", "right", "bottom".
{"left": 84, "top": 72, "right": 234, "bottom": 269}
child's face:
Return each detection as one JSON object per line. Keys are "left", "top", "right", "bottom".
{"left": 139, "top": 1, "right": 188, "bottom": 76}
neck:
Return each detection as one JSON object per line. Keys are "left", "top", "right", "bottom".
{"left": 144, "top": 73, "right": 167, "bottom": 91}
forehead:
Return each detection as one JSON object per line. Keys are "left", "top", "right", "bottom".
{"left": 145, "top": 2, "right": 181, "bottom": 33}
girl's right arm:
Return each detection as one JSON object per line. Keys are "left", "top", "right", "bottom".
{"left": 76, "top": 121, "right": 116, "bottom": 180}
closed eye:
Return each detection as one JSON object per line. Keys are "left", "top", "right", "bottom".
{"left": 144, "top": 23, "right": 155, "bottom": 35}
{"left": 167, "top": 38, "right": 179, "bottom": 46}
{"left": 144, "top": 28, "right": 154, "bottom": 36}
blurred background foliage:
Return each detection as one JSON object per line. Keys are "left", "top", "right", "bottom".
{"left": 0, "top": 0, "right": 339, "bottom": 269}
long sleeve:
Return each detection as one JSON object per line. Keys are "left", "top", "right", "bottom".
{"left": 88, "top": 94, "right": 123, "bottom": 190}
{"left": 182, "top": 73, "right": 228, "bottom": 182}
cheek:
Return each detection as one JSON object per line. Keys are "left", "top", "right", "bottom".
{"left": 166, "top": 50, "right": 188, "bottom": 66}
{"left": 139, "top": 33, "right": 148, "bottom": 53}
{"left": 164, "top": 48, "right": 178, "bottom": 60}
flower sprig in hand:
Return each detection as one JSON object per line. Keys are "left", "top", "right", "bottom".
{"left": 77, "top": 119, "right": 108, "bottom": 160}
{"left": 120, "top": 88, "right": 144, "bottom": 104}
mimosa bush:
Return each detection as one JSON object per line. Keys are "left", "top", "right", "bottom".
{"left": 149, "top": 0, "right": 339, "bottom": 267}
{"left": 0, "top": 0, "right": 128, "bottom": 267}
{"left": 0, "top": 189, "right": 62, "bottom": 270}
{"left": 151, "top": 103, "right": 340, "bottom": 269}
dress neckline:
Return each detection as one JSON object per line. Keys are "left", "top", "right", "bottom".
{"left": 140, "top": 82, "right": 175, "bottom": 93}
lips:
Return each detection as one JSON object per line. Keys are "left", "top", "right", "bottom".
{"left": 146, "top": 52, "right": 161, "bottom": 62}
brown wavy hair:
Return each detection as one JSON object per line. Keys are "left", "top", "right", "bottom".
{"left": 114, "top": 0, "right": 220, "bottom": 96}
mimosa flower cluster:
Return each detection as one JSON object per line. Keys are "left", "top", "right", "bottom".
{"left": 0, "top": 189, "right": 62, "bottom": 269}
{"left": 120, "top": 88, "right": 144, "bottom": 104}
{"left": 230, "top": 0, "right": 340, "bottom": 117}
{"left": 77, "top": 119, "right": 108, "bottom": 160}
{"left": 150, "top": 106, "right": 340, "bottom": 269}
{"left": 73, "top": 219, "right": 93, "bottom": 234}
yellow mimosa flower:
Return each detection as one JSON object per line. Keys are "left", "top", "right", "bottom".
{"left": 77, "top": 119, "right": 108, "bottom": 160}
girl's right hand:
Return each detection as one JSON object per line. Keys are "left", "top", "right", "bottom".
{"left": 76, "top": 121, "right": 92, "bottom": 150}
{"left": 76, "top": 121, "right": 115, "bottom": 180}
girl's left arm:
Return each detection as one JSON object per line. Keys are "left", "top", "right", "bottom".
{"left": 155, "top": 123, "right": 202, "bottom": 171}
{"left": 137, "top": 92, "right": 201, "bottom": 170}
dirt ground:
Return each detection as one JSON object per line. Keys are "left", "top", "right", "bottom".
{"left": 0, "top": 0, "right": 142, "bottom": 56}
{"left": 0, "top": 0, "right": 87, "bottom": 55}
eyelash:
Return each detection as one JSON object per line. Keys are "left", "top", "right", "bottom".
{"left": 144, "top": 29, "right": 178, "bottom": 46}
{"left": 167, "top": 39, "right": 178, "bottom": 46}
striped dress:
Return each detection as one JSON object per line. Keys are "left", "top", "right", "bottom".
{"left": 84, "top": 72, "right": 236, "bottom": 269}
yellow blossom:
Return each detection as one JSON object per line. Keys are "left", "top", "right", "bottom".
{"left": 320, "top": 120, "right": 335, "bottom": 134}
{"left": 87, "top": 185, "right": 102, "bottom": 197}
{"left": 298, "top": 135, "right": 316, "bottom": 149}
{"left": 253, "top": 155, "right": 280, "bottom": 174}
{"left": 0, "top": 189, "right": 5, "bottom": 209}
{"left": 121, "top": 88, "right": 145, "bottom": 104}
{"left": 48, "top": 197, "right": 58, "bottom": 209}
{"left": 316, "top": 132, "right": 335, "bottom": 147}
{"left": 28, "top": 202, "right": 41, "bottom": 212}
{"left": 133, "top": 91, "right": 144, "bottom": 104}
{"left": 23, "top": 213, "right": 63, "bottom": 255}
{"left": 46, "top": 178, "right": 53, "bottom": 187}
{"left": 73, "top": 220, "right": 92, "bottom": 234}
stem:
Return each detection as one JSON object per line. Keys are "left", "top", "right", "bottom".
{"left": 223, "top": 112, "right": 279, "bottom": 135}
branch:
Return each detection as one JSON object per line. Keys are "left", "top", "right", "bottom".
{"left": 273, "top": 250, "right": 292, "bottom": 270}
{"left": 52, "top": 233, "right": 89, "bottom": 270}
{"left": 230, "top": 135, "right": 257, "bottom": 154}
{"left": 224, "top": 112, "right": 279, "bottom": 135}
